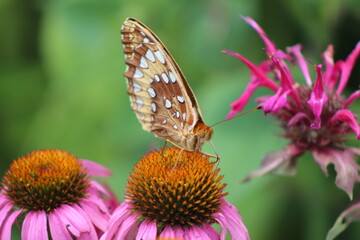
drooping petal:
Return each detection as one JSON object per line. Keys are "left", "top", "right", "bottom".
{"left": 287, "top": 44, "right": 312, "bottom": 86}
{"left": 329, "top": 109, "right": 360, "bottom": 139}
{"left": 0, "top": 203, "right": 14, "bottom": 229}
{"left": 49, "top": 210, "right": 73, "bottom": 240}
{"left": 202, "top": 224, "right": 220, "bottom": 240}
{"left": 322, "top": 45, "right": 334, "bottom": 88}
{"left": 223, "top": 50, "right": 279, "bottom": 92}
{"left": 327, "top": 60, "right": 343, "bottom": 90}
{"left": 288, "top": 112, "right": 309, "bottom": 126}
{"left": 213, "top": 212, "right": 227, "bottom": 240}
{"left": 54, "top": 204, "right": 90, "bottom": 238}
{"left": 72, "top": 203, "right": 98, "bottom": 240}
{"left": 0, "top": 194, "right": 11, "bottom": 209}
{"left": 216, "top": 199, "right": 250, "bottom": 240}
{"left": 343, "top": 90, "right": 360, "bottom": 109}
{"left": 336, "top": 41, "right": 360, "bottom": 94}
{"left": 241, "top": 16, "right": 277, "bottom": 54}
{"left": 136, "top": 220, "right": 157, "bottom": 240}
{"left": 79, "top": 199, "right": 110, "bottom": 232}
{"left": 159, "top": 226, "right": 176, "bottom": 239}
{"left": 271, "top": 55, "right": 301, "bottom": 108}
{"left": 227, "top": 80, "right": 259, "bottom": 118}
{"left": 79, "top": 159, "right": 112, "bottom": 177}
{"left": 22, "top": 210, "right": 48, "bottom": 240}
{"left": 242, "top": 144, "right": 304, "bottom": 183}
{"left": 88, "top": 180, "right": 113, "bottom": 200}
{"left": 307, "top": 64, "right": 328, "bottom": 129}
{"left": 224, "top": 49, "right": 280, "bottom": 117}
{"left": 262, "top": 88, "right": 291, "bottom": 113}
{"left": 186, "top": 225, "right": 212, "bottom": 240}
{"left": 0, "top": 209, "right": 22, "bottom": 240}
{"left": 109, "top": 212, "right": 138, "bottom": 240}
{"left": 312, "top": 147, "right": 359, "bottom": 199}
{"left": 326, "top": 200, "right": 360, "bottom": 240}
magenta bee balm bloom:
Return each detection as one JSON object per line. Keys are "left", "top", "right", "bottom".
{"left": 0, "top": 149, "right": 114, "bottom": 240}
{"left": 224, "top": 16, "right": 360, "bottom": 199}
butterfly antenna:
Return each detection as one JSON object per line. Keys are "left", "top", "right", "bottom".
{"left": 210, "top": 106, "right": 262, "bottom": 128}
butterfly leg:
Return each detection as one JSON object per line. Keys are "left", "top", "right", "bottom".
{"left": 165, "top": 139, "right": 220, "bottom": 160}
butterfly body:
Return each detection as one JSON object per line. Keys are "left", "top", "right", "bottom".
{"left": 121, "top": 18, "right": 213, "bottom": 151}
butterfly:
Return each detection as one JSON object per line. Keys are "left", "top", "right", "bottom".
{"left": 121, "top": 18, "right": 213, "bottom": 152}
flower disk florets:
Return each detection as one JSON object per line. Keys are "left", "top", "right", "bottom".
{"left": 126, "top": 147, "right": 227, "bottom": 229}
{"left": 1, "top": 149, "right": 90, "bottom": 212}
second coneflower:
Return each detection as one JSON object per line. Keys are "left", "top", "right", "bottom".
{"left": 0, "top": 149, "right": 115, "bottom": 240}
{"left": 101, "top": 147, "right": 250, "bottom": 240}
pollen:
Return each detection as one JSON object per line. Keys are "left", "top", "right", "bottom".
{"left": 1, "top": 149, "right": 90, "bottom": 212}
{"left": 126, "top": 147, "right": 227, "bottom": 229}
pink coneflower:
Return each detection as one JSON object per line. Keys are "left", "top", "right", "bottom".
{"left": 101, "top": 147, "right": 250, "bottom": 240}
{"left": 224, "top": 16, "right": 360, "bottom": 199}
{"left": 0, "top": 149, "right": 114, "bottom": 240}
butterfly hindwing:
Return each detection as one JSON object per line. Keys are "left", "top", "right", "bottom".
{"left": 121, "top": 18, "right": 213, "bottom": 151}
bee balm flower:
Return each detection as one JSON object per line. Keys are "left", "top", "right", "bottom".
{"left": 224, "top": 16, "right": 360, "bottom": 199}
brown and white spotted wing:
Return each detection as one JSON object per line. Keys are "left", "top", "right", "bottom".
{"left": 121, "top": 18, "right": 213, "bottom": 151}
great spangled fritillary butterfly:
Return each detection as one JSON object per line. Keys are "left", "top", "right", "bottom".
{"left": 121, "top": 18, "right": 213, "bottom": 152}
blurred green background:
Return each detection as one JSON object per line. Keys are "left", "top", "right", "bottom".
{"left": 1, "top": 0, "right": 360, "bottom": 239}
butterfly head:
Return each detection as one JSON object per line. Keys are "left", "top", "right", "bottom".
{"left": 188, "top": 121, "right": 213, "bottom": 151}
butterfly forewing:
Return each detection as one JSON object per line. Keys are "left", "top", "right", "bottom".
{"left": 121, "top": 18, "right": 213, "bottom": 151}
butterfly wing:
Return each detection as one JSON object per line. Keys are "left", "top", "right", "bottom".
{"left": 121, "top": 18, "right": 209, "bottom": 149}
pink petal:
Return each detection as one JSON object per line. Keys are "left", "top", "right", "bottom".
{"left": 327, "top": 60, "right": 343, "bottom": 91}
{"left": 113, "top": 214, "right": 138, "bottom": 239}
{"left": 227, "top": 81, "right": 259, "bottom": 118}
{"left": 223, "top": 50, "right": 279, "bottom": 92}
{"left": 136, "top": 220, "right": 157, "bottom": 240}
{"left": 343, "top": 90, "right": 360, "bottom": 109}
{"left": 216, "top": 199, "right": 250, "bottom": 240}
{"left": 288, "top": 112, "right": 309, "bottom": 126}
{"left": 329, "top": 109, "right": 360, "bottom": 139}
{"left": 322, "top": 45, "right": 335, "bottom": 89}
{"left": 242, "top": 144, "right": 304, "bottom": 183}
{"left": 79, "top": 199, "right": 110, "bottom": 232}
{"left": 327, "top": 201, "right": 360, "bottom": 240}
{"left": 262, "top": 88, "right": 291, "bottom": 113}
{"left": 213, "top": 211, "right": 228, "bottom": 240}
{"left": 287, "top": 44, "right": 312, "bottom": 86}
{"left": 0, "top": 194, "right": 11, "bottom": 209}
{"left": 54, "top": 204, "right": 90, "bottom": 237}
{"left": 337, "top": 41, "right": 360, "bottom": 94}
{"left": 312, "top": 147, "right": 359, "bottom": 199}
{"left": 72, "top": 204, "right": 98, "bottom": 240}
{"left": 88, "top": 180, "right": 112, "bottom": 199}
{"left": 201, "top": 224, "right": 220, "bottom": 239}
{"left": 307, "top": 64, "right": 328, "bottom": 129}
{"left": 79, "top": 159, "right": 112, "bottom": 177}
{"left": 107, "top": 201, "right": 131, "bottom": 228}
{"left": 186, "top": 225, "right": 212, "bottom": 240}
{"left": 49, "top": 211, "right": 73, "bottom": 240}
{"left": 159, "top": 226, "right": 177, "bottom": 239}
{"left": 22, "top": 210, "right": 48, "bottom": 240}
{"left": 0, "top": 203, "right": 14, "bottom": 229}
{"left": 0, "top": 209, "right": 22, "bottom": 240}
{"left": 241, "top": 16, "right": 277, "bottom": 53}
{"left": 271, "top": 55, "right": 301, "bottom": 108}
{"left": 173, "top": 226, "right": 186, "bottom": 239}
